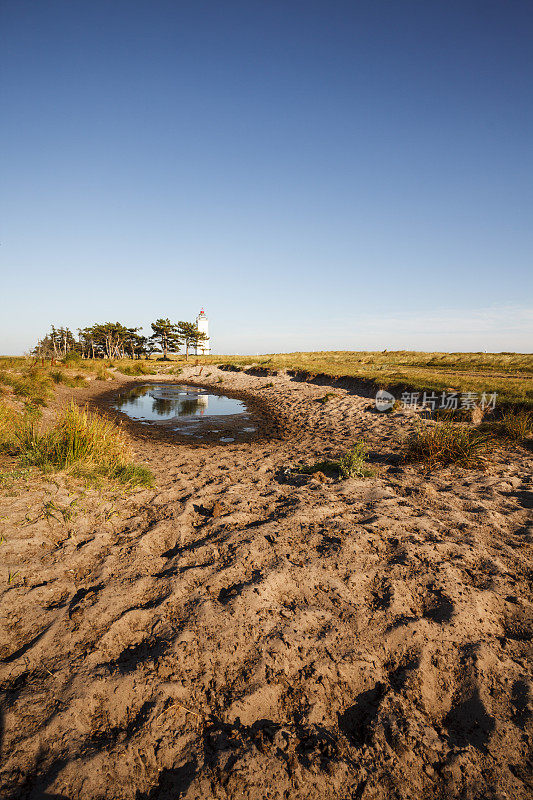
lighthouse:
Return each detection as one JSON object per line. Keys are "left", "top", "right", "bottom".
{"left": 195, "top": 308, "right": 211, "bottom": 355}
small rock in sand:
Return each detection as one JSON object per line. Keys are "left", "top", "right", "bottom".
{"left": 211, "top": 501, "right": 223, "bottom": 518}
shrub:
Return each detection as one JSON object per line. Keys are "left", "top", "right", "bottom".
{"left": 403, "top": 421, "right": 492, "bottom": 469}
{"left": 295, "top": 440, "right": 373, "bottom": 479}
{"left": 338, "top": 441, "right": 374, "bottom": 478}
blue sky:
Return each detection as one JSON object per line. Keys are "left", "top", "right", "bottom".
{"left": 1, "top": 0, "right": 532, "bottom": 354}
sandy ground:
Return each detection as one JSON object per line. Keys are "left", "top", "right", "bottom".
{"left": 0, "top": 365, "right": 532, "bottom": 800}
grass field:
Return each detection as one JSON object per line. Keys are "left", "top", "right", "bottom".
{"left": 203, "top": 350, "right": 533, "bottom": 410}
{"left": 1, "top": 350, "right": 532, "bottom": 411}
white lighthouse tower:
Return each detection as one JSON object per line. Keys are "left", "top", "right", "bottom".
{"left": 195, "top": 308, "right": 211, "bottom": 355}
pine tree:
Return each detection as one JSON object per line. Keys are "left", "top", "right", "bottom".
{"left": 150, "top": 318, "right": 181, "bottom": 360}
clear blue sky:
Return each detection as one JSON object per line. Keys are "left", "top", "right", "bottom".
{"left": 1, "top": 0, "right": 532, "bottom": 354}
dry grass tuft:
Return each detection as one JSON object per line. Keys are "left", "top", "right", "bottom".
{"left": 25, "top": 404, "right": 131, "bottom": 471}
{"left": 403, "top": 421, "right": 493, "bottom": 469}
{"left": 481, "top": 409, "right": 533, "bottom": 442}
{"left": 118, "top": 362, "right": 157, "bottom": 376}
{"left": 95, "top": 364, "right": 113, "bottom": 381}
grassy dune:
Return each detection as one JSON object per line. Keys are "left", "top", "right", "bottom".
{"left": 204, "top": 350, "right": 533, "bottom": 409}
{"left": 1, "top": 350, "right": 532, "bottom": 411}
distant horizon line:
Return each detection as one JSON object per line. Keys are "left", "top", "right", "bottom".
{"left": 2, "top": 348, "right": 532, "bottom": 358}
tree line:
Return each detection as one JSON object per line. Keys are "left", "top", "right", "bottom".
{"left": 32, "top": 319, "right": 209, "bottom": 361}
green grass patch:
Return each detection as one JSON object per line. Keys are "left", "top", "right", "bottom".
{"left": 295, "top": 441, "right": 374, "bottom": 479}
{"left": 220, "top": 363, "right": 245, "bottom": 372}
{"left": 111, "top": 463, "right": 155, "bottom": 487}
{"left": 0, "top": 467, "right": 33, "bottom": 487}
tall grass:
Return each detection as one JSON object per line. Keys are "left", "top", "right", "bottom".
{"left": 0, "top": 360, "right": 64, "bottom": 406}
{"left": 6, "top": 371, "right": 52, "bottom": 406}
{"left": 118, "top": 362, "right": 157, "bottom": 376}
{"left": 207, "top": 350, "right": 533, "bottom": 374}
{"left": 0, "top": 403, "right": 21, "bottom": 453}
{"left": 0, "top": 402, "right": 153, "bottom": 486}
{"left": 50, "top": 370, "right": 88, "bottom": 387}
{"left": 0, "top": 357, "right": 116, "bottom": 402}
{"left": 480, "top": 409, "right": 532, "bottom": 442}
{"left": 27, "top": 404, "right": 129, "bottom": 470}
{"left": 95, "top": 364, "right": 113, "bottom": 380}
{"left": 403, "top": 421, "right": 492, "bottom": 469}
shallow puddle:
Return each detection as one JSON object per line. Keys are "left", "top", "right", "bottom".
{"left": 112, "top": 384, "right": 255, "bottom": 442}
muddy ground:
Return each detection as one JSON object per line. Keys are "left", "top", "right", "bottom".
{"left": 0, "top": 365, "right": 532, "bottom": 800}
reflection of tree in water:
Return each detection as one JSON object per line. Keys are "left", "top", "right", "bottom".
{"left": 114, "top": 384, "right": 151, "bottom": 407}
{"left": 178, "top": 398, "right": 201, "bottom": 416}
{"left": 152, "top": 397, "right": 177, "bottom": 416}
{"left": 114, "top": 385, "right": 216, "bottom": 419}
{"left": 151, "top": 396, "right": 201, "bottom": 417}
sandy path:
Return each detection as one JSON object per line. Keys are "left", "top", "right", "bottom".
{"left": 0, "top": 366, "right": 532, "bottom": 799}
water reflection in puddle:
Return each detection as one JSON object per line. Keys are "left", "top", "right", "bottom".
{"left": 112, "top": 384, "right": 253, "bottom": 442}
